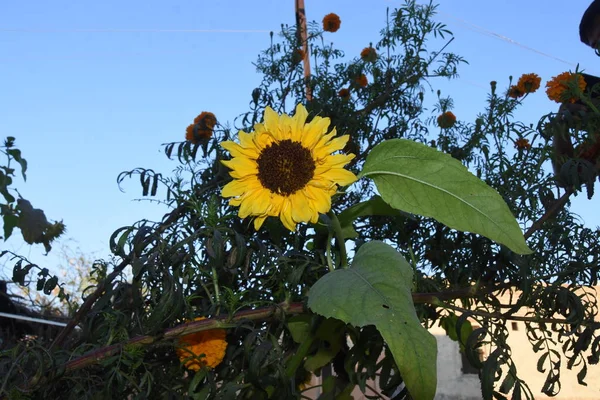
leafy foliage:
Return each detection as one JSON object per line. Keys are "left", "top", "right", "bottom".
{"left": 1, "top": 1, "right": 600, "bottom": 400}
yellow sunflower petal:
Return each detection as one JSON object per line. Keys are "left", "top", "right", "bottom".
{"left": 221, "top": 158, "right": 258, "bottom": 178}
{"left": 280, "top": 199, "right": 297, "bottom": 231}
{"left": 222, "top": 176, "right": 261, "bottom": 198}
{"left": 302, "top": 117, "right": 331, "bottom": 149}
{"left": 253, "top": 215, "right": 268, "bottom": 230}
{"left": 313, "top": 135, "right": 350, "bottom": 160}
{"left": 322, "top": 168, "right": 358, "bottom": 186}
{"left": 290, "top": 192, "right": 315, "bottom": 223}
{"left": 221, "top": 141, "right": 259, "bottom": 160}
{"left": 263, "top": 107, "right": 283, "bottom": 140}
{"left": 292, "top": 104, "right": 309, "bottom": 142}
{"left": 251, "top": 189, "right": 273, "bottom": 216}
{"left": 303, "top": 185, "right": 332, "bottom": 214}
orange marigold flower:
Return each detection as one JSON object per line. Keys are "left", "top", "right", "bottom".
{"left": 355, "top": 74, "right": 368, "bottom": 87}
{"left": 546, "top": 72, "right": 587, "bottom": 103}
{"left": 322, "top": 13, "right": 341, "bottom": 33}
{"left": 194, "top": 111, "right": 217, "bottom": 129}
{"left": 177, "top": 317, "right": 227, "bottom": 371}
{"left": 508, "top": 85, "right": 525, "bottom": 99}
{"left": 437, "top": 111, "right": 456, "bottom": 129}
{"left": 516, "top": 73, "right": 541, "bottom": 94}
{"left": 515, "top": 138, "right": 531, "bottom": 150}
{"left": 360, "top": 47, "right": 377, "bottom": 62}
{"left": 338, "top": 88, "right": 350, "bottom": 100}
{"left": 186, "top": 112, "right": 217, "bottom": 143}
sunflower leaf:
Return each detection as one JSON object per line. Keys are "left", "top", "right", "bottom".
{"left": 359, "top": 139, "right": 532, "bottom": 255}
{"left": 308, "top": 241, "right": 437, "bottom": 400}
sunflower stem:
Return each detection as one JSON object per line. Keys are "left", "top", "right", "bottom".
{"left": 325, "top": 232, "right": 334, "bottom": 272}
{"left": 211, "top": 266, "right": 221, "bottom": 314}
{"left": 327, "top": 211, "right": 348, "bottom": 268}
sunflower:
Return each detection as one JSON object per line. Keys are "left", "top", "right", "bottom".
{"left": 355, "top": 74, "right": 368, "bottom": 88}
{"left": 546, "top": 72, "right": 587, "bottom": 103}
{"left": 437, "top": 111, "right": 456, "bottom": 129}
{"left": 515, "top": 138, "right": 531, "bottom": 150}
{"left": 186, "top": 111, "right": 218, "bottom": 143}
{"left": 516, "top": 73, "right": 541, "bottom": 94}
{"left": 176, "top": 317, "right": 227, "bottom": 370}
{"left": 322, "top": 13, "right": 341, "bottom": 33}
{"left": 221, "top": 104, "right": 357, "bottom": 231}
{"left": 360, "top": 47, "right": 377, "bottom": 62}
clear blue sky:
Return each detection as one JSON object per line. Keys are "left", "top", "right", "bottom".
{"left": 1, "top": 0, "right": 598, "bottom": 274}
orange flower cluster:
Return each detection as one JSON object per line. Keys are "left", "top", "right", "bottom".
{"left": 322, "top": 13, "right": 341, "bottom": 33}
{"left": 338, "top": 88, "right": 350, "bottom": 100}
{"left": 437, "top": 111, "right": 456, "bottom": 129}
{"left": 546, "top": 72, "right": 587, "bottom": 103}
{"left": 355, "top": 74, "right": 368, "bottom": 87}
{"left": 186, "top": 111, "right": 217, "bottom": 144}
{"left": 176, "top": 317, "right": 227, "bottom": 371}
{"left": 515, "top": 138, "right": 531, "bottom": 150}
{"left": 360, "top": 47, "right": 377, "bottom": 63}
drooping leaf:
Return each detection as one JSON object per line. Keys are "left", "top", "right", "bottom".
{"left": 308, "top": 241, "right": 437, "bottom": 400}
{"left": 359, "top": 139, "right": 532, "bottom": 255}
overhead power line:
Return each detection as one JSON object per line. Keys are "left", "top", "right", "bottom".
{"left": 0, "top": 28, "right": 271, "bottom": 33}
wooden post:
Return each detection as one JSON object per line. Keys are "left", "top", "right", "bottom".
{"left": 295, "top": 0, "right": 312, "bottom": 101}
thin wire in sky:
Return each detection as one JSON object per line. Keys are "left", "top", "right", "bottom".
{"left": 436, "top": 11, "right": 577, "bottom": 68}
{"left": 0, "top": 28, "right": 271, "bottom": 33}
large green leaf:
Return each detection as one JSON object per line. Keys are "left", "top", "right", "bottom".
{"left": 308, "top": 241, "right": 437, "bottom": 400}
{"left": 359, "top": 139, "right": 532, "bottom": 255}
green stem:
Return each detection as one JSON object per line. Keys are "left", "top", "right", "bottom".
{"left": 327, "top": 211, "right": 348, "bottom": 268}
{"left": 211, "top": 266, "right": 221, "bottom": 314}
{"left": 285, "top": 335, "right": 315, "bottom": 379}
{"left": 325, "top": 231, "right": 334, "bottom": 272}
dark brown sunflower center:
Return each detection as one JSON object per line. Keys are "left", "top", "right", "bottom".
{"left": 256, "top": 139, "right": 315, "bottom": 196}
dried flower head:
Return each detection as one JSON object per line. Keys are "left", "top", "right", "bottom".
{"left": 515, "top": 138, "right": 531, "bottom": 150}
{"left": 322, "top": 13, "right": 341, "bottom": 33}
{"left": 546, "top": 72, "right": 587, "bottom": 103}
{"left": 177, "top": 317, "right": 227, "bottom": 370}
{"left": 360, "top": 47, "right": 377, "bottom": 63}
{"left": 355, "top": 74, "right": 368, "bottom": 88}
{"left": 338, "top": 88, "right": 351, "bottom": 100}
{"left": 186, "top": 112, "right": 218, "bottom": 143}
{"left": 437, "top": 111, "right": 456, "bottom": 129}
{"left": 516, "top": 73, "right": 541, "bottom": 94}
{"left": 508, "top": 85, "right": 525, "bottom": 99}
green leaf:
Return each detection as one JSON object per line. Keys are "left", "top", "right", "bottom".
{"left": 359, "top": 139, "right": 532, "bottom": 255}
{"left": 308, "top": 241, "right": 437, "bottom": 400}
{"left": 7, "top": 149, "right": 27, "bottom": 181}
{"left": 287, "top": 315, "right": 311, "bottom": 344}
{"left": 304, "top": 318, "right": 345, "bottom": 372}
{"left": 337, "top": 195, "right": 411, "bottom": 239}
{"left": 3, "top": 212, "right": 19, "bottom": 240}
